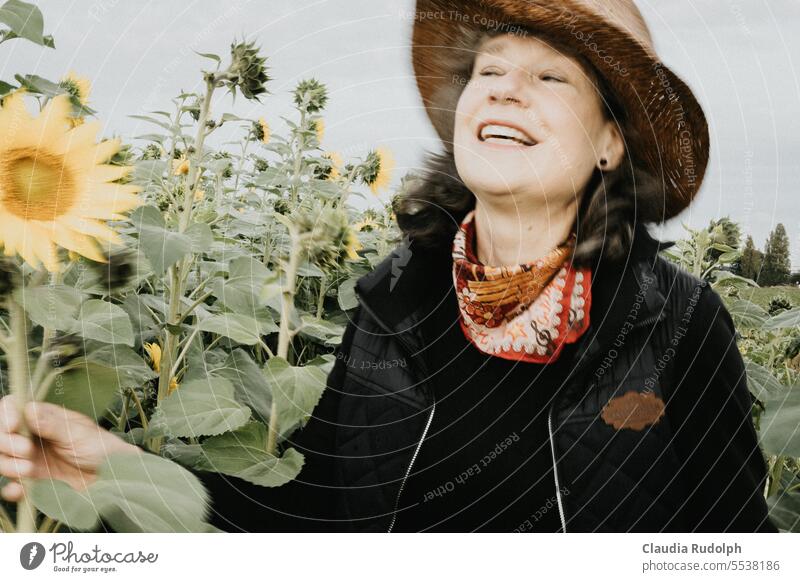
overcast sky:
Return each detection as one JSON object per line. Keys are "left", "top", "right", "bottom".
{"left": 3, "top": 0, "right": 799, "bottom": 268}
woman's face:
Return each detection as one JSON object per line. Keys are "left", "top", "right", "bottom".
{"left": 453, "top": 33, "right": 624, "bottom": 206}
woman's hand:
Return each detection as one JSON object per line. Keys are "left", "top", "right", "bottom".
{"left": 0, "top": 394, "right": 141, "bottom": 502}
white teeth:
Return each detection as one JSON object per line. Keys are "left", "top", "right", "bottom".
{"left": 479, "top": 124, "right": 535, "bottom": 145}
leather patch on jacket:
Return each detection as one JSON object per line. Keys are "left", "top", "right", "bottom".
{"left": 601, "top": 391, "right": 665, "bottom": 431}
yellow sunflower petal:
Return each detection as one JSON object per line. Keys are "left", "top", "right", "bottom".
{"left": 61, "top": 216, "right": 122, "bottom": 245}
{"left": 49, "top": 223, "right": 105, "bottom": 263}
{"left": 36, "top": 94, "right": 74, "bottom": 145}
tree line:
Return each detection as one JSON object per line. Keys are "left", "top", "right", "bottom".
{"left": 706, "top": 218, "right": 797, "bottom": 286}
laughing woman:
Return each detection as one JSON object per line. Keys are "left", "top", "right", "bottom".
{"left": 0, "top": 0, "right": 777, "bottom": 532}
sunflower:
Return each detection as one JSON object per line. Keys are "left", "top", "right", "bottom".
{"left": 314, "top": 118, "right": 325, "bottom": 143}
{"left": 367, "top": 147, "right": 394, "bottom": 195}
{"left": 172, "top": 156, "right": 190, "bottom": 176}
{"left": 0, "top": 93, "right": 141, "bottom": 272}
{"left": 256, "top": 117, "right": 270, "bottom": 144}
{"left": 353, "top": 216, "right": 379, "bottom": 232}
{"left": 343, "top": 228, "right": 363, "bottom": 261}
{"left": 322, "top": 151, "right": 343, "bottom": 180}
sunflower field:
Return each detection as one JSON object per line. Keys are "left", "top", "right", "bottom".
{"left": 0, "top": 0, "right": 401, "bottom": 533}
{"left": 0, "top": 0, "right": 798, "bottom": 534}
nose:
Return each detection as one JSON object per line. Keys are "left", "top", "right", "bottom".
{"left": 487, "top": 70, "right": 529, "bottom": 107}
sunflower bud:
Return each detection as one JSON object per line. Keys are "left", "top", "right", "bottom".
{"left": 225, "top": 40, "right": 270, "bottom": 101}
{"left": 273, "top": 198, "right": 290, "bottom": 216}
{"left": 293, "top": 78, "right": 328, "bottom": 114}
{"left": 292, "top": 201, "right": 361, "bottom": 268}
{"left": 212, "top": 151, "right": 233, "bottom": 178}
{"left": 141, "top": 143, "right": 162, "bottom": 160}
{"left": 253, "top": 156, "right": 269, "bottom": 173}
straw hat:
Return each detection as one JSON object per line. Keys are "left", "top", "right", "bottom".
{"left": 411, "top": 0, "right": 709, "bottom": 220}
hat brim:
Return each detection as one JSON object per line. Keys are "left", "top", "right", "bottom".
{"left": 411, "top": 0, "right": 709, "bottom": 221}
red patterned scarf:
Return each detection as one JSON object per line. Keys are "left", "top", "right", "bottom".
{"left": 452, "top": 210, "right": 592, "bottom": 363}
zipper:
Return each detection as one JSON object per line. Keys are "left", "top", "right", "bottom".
{"left": 387, "top": 400, "right": 436, "bottom": 532}
{"left": 547, "top": 406, "right": 567, "bottom": 533}
{"left": 632, "top": 313, "right": 663, "bottom": 330}
{"left": 352, "top": 289, "right": 437, "bottom": 533}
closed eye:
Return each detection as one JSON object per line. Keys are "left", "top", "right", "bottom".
{"left": 479, "top": 67, "right": 504, "bottom": 77}
{"left": 541, "top": 73, "right": 566, "bottom": 83}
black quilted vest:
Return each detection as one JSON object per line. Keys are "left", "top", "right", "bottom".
{"left": 332, "top": 223, "right": 707, "bottom": 532}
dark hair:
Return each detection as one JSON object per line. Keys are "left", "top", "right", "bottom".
{"left": 394, "top": 27, "right": 662, "bottom": 268}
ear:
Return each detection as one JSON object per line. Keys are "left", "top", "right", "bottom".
{"left": 599, "top": 120, "right": 625, "bottom": 171}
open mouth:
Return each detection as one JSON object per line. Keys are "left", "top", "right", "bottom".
{"left": 478, "top": 122, "right": 537, "bottom": 147}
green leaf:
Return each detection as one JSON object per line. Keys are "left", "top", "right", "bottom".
{"left": 216, "top": 349, "right": 272, "bottom": 424}
{"left": 337, "top": 276, "right": 359, "bottom": 310}
{"left": 296, "top": 261, "right": 325, "bottom": 277}
{"left": 185, "top": 222, "right": 214, "bottom": 254}
{"left": 73, "top": 299, "right": 134, "bottom": 346}
{"left": 763, "top": 308, "right": 800, "bottom": 331}
{"left": 0, "top": 79, "right": 14, "bottom": 96}
{"left": 30, "top": 451, "right": 211, "bottom": 532}
{"left": 0, "top": 0, "right": 44, "bottom": 45}
{"left": 744, "top": 358, "right": 786, "bottom": 401}
{"left": 198, "top": 312, "right": 275, "bottom": 345}
{"left": 726, "top": 299, "right": 769, "bottom": 329}
{"left": 44, "top": 362, "right": 123, "bottom": 421}
{"left": 128, "top": 114, "right": 172, "bottom": 131}
{"left": 206, "top": 158, "right": 232, "bottom": 175}
{"left": 28, "top": 479, "right": 100, "bottom": 530}
{"left": 197, "top": 422, "right": 304, "bottom": 487}
{"left": 13, "top": 284, "right": 83, "bottom": 331}
{"left": 194, "top": 50, "right": 221, "bottom": 64}
{"left": 131, "top": 205, "right": 194, "bottom": 273}
{"left": 767, "top": 490, "right": 800, "bottom": 532}
{"left": 298, "top": 314, "right": 345, "bottom": 346}
{"left": 212, "top": 256, "right": 273, "bottom": 314}
{"left": 86, "top": 345, "right": 157, "bottom": 388}
{"left": 132, "top": 160, "right": 167, "bottom": 183}
{"left": 119, "top": 294, "right": 160, "bottom": 339}
{"left": 149, "top": 376, "right": 250, "bottom": 438}
{"left": 252, "top": 168, "right": 286, "bottom": 188}
{"left": 264, "top": 357, "right": 327, "bottom": 438}
{"left": 13, "top": 73, "right": 61, "bottom": 97}
{"left": 759, "top": 388, "right": 800, "bottom": 457}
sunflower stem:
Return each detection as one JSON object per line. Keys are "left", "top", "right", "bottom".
{"left": 150, "top": 76, "right": 217, "bottom": 455}
{"left": 290, "top": 110, "right": 307, "bottom": 207}
{"left": 6, "top": 296, "right": 37, "bottom": 533}
{"left": 266, "top": 228, "right": 301, "bottom": 456}
{"left": 180, "top": 77, "right": 216, "bottom": 233}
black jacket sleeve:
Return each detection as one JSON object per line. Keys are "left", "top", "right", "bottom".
{"left": 668, "top": 286, "right": 777, "bottom": 532}
{"left": 195, "top": 307, "right": 361, "bottom": 532}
